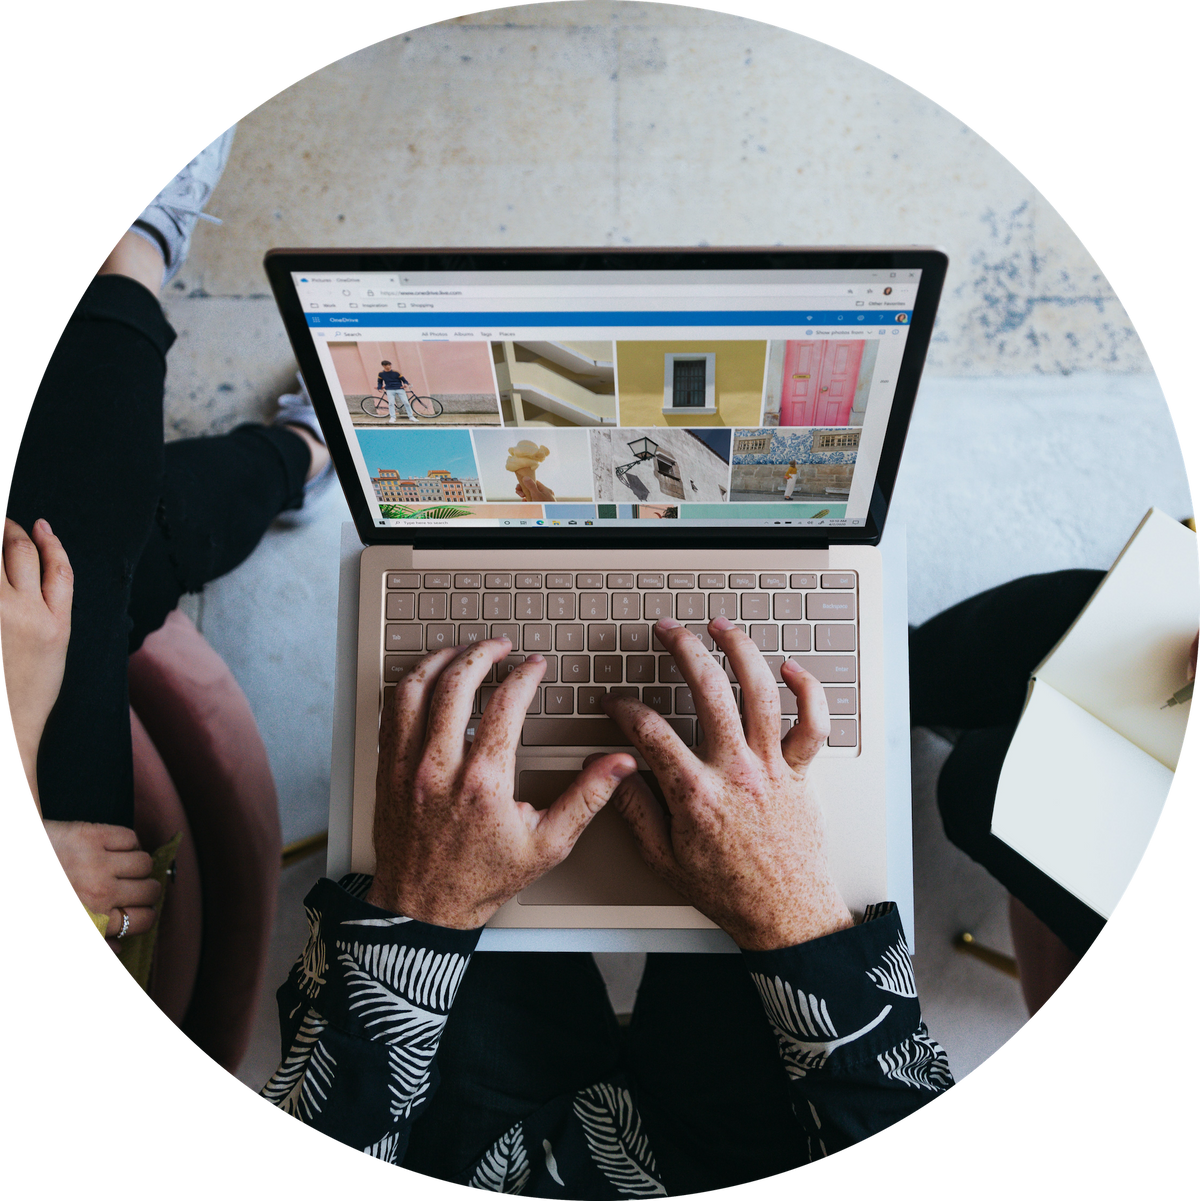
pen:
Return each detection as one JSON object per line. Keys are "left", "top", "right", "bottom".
{"left": 1162, "top": 681, "right": 1194, "bottom": 709}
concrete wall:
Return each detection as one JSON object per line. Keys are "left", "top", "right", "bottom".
{"left": 329, "top": 339, "right": 497, "bottom": 400}
{"left": 592, "top": 427, "right": 731, "bottom": 502}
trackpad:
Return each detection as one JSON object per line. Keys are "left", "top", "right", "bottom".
{"left": 516, "top": 771, "right": 689, "bottom": 906}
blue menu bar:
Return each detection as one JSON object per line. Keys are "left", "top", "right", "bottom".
{"left": 305, "top": 309, "right": 912, "bottom": 328}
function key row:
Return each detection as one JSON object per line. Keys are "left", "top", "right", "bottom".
{"left": 387, "top": 571, "right": 856, "bottom": 591}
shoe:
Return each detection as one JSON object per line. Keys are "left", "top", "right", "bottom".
{"left": 130, "top": 125, "right": 237, "bottom": 282}
{"left": 273, "top": 372, "right": 336, "bottom": 513}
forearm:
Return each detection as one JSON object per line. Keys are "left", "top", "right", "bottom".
{"left": 743, "top": 904, "right": 952, "bottom": 1159}
{"left": 262, "top": 874, "right": 481, "bottom": 1162}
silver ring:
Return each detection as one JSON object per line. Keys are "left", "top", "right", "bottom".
{"left": 116, "top": 908, "right": 131, "bottom": 941}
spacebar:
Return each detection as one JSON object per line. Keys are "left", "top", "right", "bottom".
{"left": 522, "top": 717, "right": 693, "bottom": 746}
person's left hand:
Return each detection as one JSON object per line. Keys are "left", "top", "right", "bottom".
{"left": 1, "top": 518, "right": 73, "bottom": 806}
{"left": 365, "top": 638, "right": 637, "bottom": 927}
{"left": 514, "top": 479, "right": 557, "bottom": 504}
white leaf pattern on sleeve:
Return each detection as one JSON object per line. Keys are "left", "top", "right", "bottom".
{"left": 750, "top": 973, "right": 892, "bottom": 1078}
{"left": 865, "top": 939, "right": 918, "bottom": 998}
{"left": 468, "top": 1123, "right": 531, "bottom": 1193}
{"left": 336, "top": 939, "right": 469, "bottom": 1119}
{"left": 297, "top": 905, "right": 327, "bottom": 997}
{"left": 876, "top": 1026, "right": 953, "bottom": 1091}
{"left": 260, "top": 1007, "right": 336, "bottom": 1121}
{"left": 573, "top": 1083, "right": 667, "bottom": 1197}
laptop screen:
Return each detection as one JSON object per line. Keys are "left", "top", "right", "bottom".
{"left": 268, "top": 251, "right": 945, "bottom": 546}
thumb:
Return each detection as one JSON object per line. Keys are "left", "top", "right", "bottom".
{"left": 536, "top": 753, "right": 638, "bottom": 864}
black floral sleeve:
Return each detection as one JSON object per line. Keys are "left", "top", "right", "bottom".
{"left": 742, "top": 903, "right": 953, "bottom": 1160}
{"left": 263, "top": 883, "right": 949, "bottom": 1191}
{"left": 261, "top": 874, "right": 481, "bottom": 1162}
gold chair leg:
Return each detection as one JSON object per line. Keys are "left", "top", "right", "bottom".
{"left": 281, "top": 829, "right": 329, "bottom": 870}
{"left": 953, "top": 930, "right": 1020, "bottom": 979}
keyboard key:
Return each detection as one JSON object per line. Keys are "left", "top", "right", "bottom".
{"left": 759, "top": 573, "right": 788, "bottom": 589}
{"left": 822, "top": 573, "right": 856, "bottom": 589}
{"left": 729, "top": 573, "right": 756, "bottom": 589}
{"left": 459, "top": 624, "right": 488, "bottom": 644}
{"left": 484, "top": 593, "right": 512, "bottom": 620}
{"left": 587, "top": 624, "right": 617, "bottom": 652}
{"left": 741, "top": 593, "right": 770, "bottom": 620}
{"left": 426, "top": 624, "right": 455, "bottom": 650}
{"left": 515, "top": 592, "right": 544, "bottom": 620}
{"left": 423, "top": 573, "right": 452, "bottom": 588}
{"left": 579, "top": 593, "right": 608, "bottom": 621}
{"left": 607, "top": 573, "right": 634, "bottom": 588}
{"left": 638, "top": 573, "right": 665, "bottom": 588}
{"left": 675, "top": 686, "right": 696, "bottom": 714}
{"left": 750, "top": 624, "right": 778, "bottom": 652}
{"left": 386, "top": 624, "right": 425, "bottom": 653}
{"left": 643, "top": 593, "right": 672, "bottom": 621}
{"left": 709, "top": 593, "right": 737, "bottom": 619}
{"left": 491, "top": 623, "right": 521, "bottom": 646}
{"left": 385, "top": 593, "right": 416, "bottom": 621}
{"left": 521, "top": 716, "right": 693, "bottom": 746}
{"left": 577, "top": 573, "right": 604, "bottom": 589}
{"left": 815, "top": 624, "right": 856, "bottom": 651}
{"left": 523, "top": 625, "right": 553, "bottom": 652}
{"left": 556, "top": 625, "right": 584, "bottom": 651}
{"left": 562, "top": 655, "right": 590, "bottom": 682}
{"left": 782, "top": 624, "right": 811, "bottom": 652}
{"left": 825, "top": 687, "right": 856, "bottom": 714}
{"left": 764, "top": 655, "right": 785, "bottom": 681}
{"left": 496, "top": 655, "right": 524, "bottom": 682}
{"left": 612, "top": 592, "right": 640, "bottom": 620}
{"left": 546, "top": 573, "right": 574, "bottom": 588}
{"left": 543, "top": 686, "right": 574, "bottom": 714}
{"left": 515, "top": 572, "right": 543, "bottom": 588}
{"left": 658, "top": 655, "right": 684, "bottom": 683}
{"left": 383, "top": 655, "right": 423, "bottom": 683}
{"left": 642, "top": 687, "right": 672, "bottom": 714}
{"left": 484, "top": 573, "right": 511, "bottom": 588}
{"left": 777, "top": 686, "right": 798, "bottom": 715}
{"left": 828, "top": 718, "right": 858, "bottom": 747}
{"left": 773, "top": 594, "right": 805, "bottom": 620}
{"left": 451, "top": 592, "right": 480, "bottom": 620}
{"left": 685, "top": 623, "right": 716, "bottom": 650}
{"left": 610, "top": 686, "right": 639, "bottom": 700}
{"left": 418, "top": 593, "right": 448, "bottom": 620}
{"left": 698, "top": 573, "right": 726, "bottom": 588}
{"left": 454, "top": 573, "right": 482, "bottom": 588}
{"left": 626, "top": 655, "right": 655, "bottom": 683}
{"left": 594, "top": 655, "right": 623, "bottom": 683}
{"left": 620, "top": 624, "right": 650, "bottom": 652}
{"left": 788, "top": 655, "right": 856, "bottom": 683}
{"left": 807, "top": 593, "right": 857, "bottom": 621}
{"left": 790, "top": 574, "right": 818, "bottom": 589}
{"left": 578, "top": 687, "right": 608, "bottom": 715}
{"left": 668, "top": 573, "right": 695, "bottom": 588}
{"left": 547, "top": 592, "right": 576, "bottom": 620}
{"left": 676, "top": 593, "right": 705, "bottom": 620}
{"left": 386, "top": 572, "right": 420, "bottom": 589}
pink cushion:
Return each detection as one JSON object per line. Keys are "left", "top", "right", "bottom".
{"left": 128, "top": 608, "right": 282, "bottom": 1073}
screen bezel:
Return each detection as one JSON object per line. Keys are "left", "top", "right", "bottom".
{"left": 264, "top": 246, "right": 947, "bottom": 550}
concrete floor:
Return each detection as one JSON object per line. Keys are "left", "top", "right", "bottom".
{"left": 138, "top": 3, "right": 1191, "bottom": 1097}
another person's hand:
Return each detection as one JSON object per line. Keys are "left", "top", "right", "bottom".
{"left": 365, "top": 638, "right": 637, "bottom": 927}
{"left": 600, "top": 616, "right": 853, "bottom": 951}
{"left": 1, "top": 517, "right": 73, "bottom": 806}
{"left": 514, "top": 479, "right": 557, "bottom": 504}
{"left": 43, "top": 821, "right": 161, "bottom": 940}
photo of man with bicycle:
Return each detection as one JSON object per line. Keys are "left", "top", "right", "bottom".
{"left": 377, "top": 360, "right": 416, "bottom": 423}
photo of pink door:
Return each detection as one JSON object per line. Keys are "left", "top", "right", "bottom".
{"left": 779, "top": 339, "right": 864, "bottom": 426}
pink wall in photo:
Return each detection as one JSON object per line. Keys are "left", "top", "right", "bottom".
{"left": 330, "top": 341, "right": 496, "bottom": 397}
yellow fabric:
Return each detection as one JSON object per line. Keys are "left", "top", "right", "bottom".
{"left": 116, "top": 832, "right": 183, "bottom": 991}
{"left": 86, "top": 906, "right": 109, "bottom": 938}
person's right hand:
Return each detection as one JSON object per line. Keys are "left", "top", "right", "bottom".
{"left": 600, "top": 616, "right": 853, "bottom": 951}
{"left": 43, "top": 821, "right": 161, "bottom": 940}
{"left": 514, "top": 478, "right": 557, "bottom": 504}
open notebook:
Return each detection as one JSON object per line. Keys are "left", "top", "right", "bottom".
{"left": 991, "top": 508, "right": 1198, "bottom": 918}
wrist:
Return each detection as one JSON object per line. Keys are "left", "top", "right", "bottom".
{"left": 727, "top": 877, "right": 853, "bottom": 952}
{"left": 364, "top": 873, "right": 492, "bottom": 930}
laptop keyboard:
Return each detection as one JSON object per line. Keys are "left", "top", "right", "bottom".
{"left": 381, "top": 570, "right": 859, "bottom": 749}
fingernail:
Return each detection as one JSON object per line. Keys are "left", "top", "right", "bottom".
{"left": 34, "top": 518, "right": 51, "bottom": 535}
{"left": 656, "top": 617, "right": 680, "bottom": 630}
{"left": 527, "top": 652, "right": 545, "bottom": 664}
{"left": 498, "top": 634, "right": 511, "bottom": 645}
{"left": 711, "top": 616, "right": 734, "bottom": 631}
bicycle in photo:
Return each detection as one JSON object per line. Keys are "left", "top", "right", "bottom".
{"left": 360, "top": 388, "right": 444, "bottom": 420}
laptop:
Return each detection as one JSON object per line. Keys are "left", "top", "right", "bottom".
{"left": 265, "top": 247, "right": 947, "bottom": 932}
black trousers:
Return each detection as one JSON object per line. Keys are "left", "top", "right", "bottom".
{"left": 7, "top": 275, "right": 310, "bottom": 828}
{"left": 909, "top": 568, "right": 1108, "bottom": 957}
